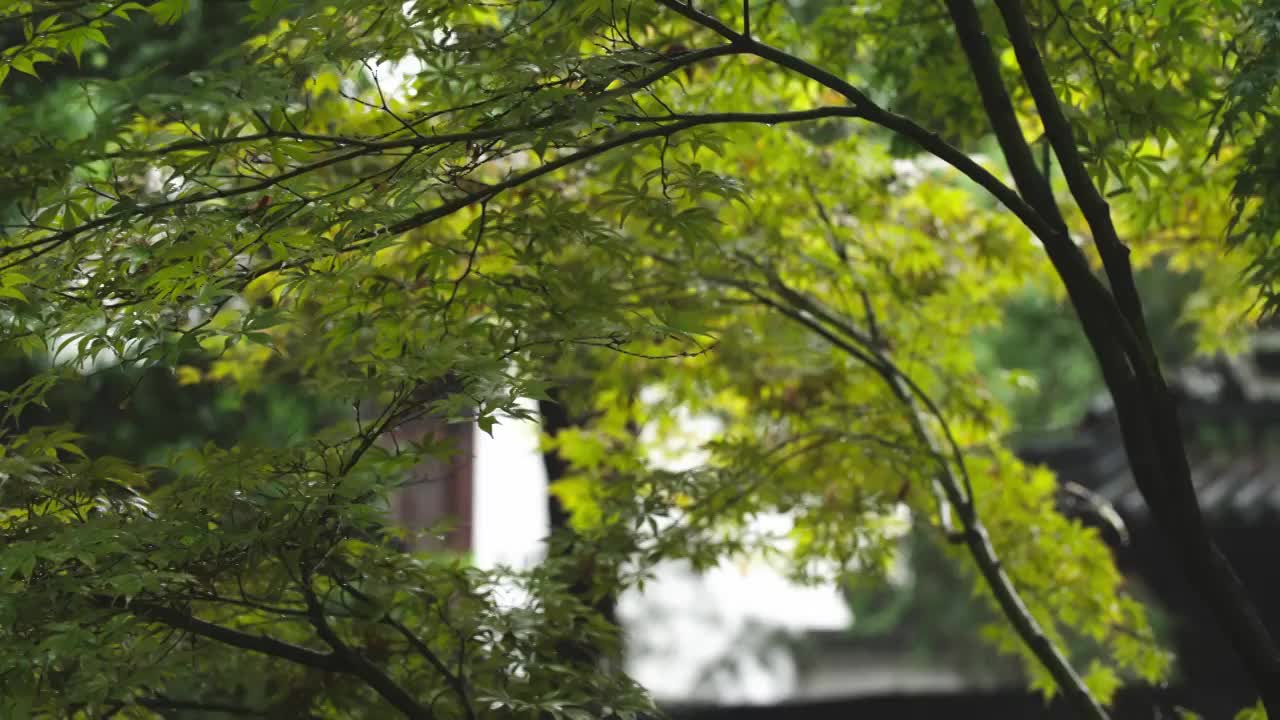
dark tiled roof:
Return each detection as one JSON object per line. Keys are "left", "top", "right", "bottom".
{"left": 1018, "top": 339, "right": 1280, "bottom": 528}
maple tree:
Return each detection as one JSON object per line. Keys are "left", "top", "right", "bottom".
{"left": 2, "top": 1, "right": 1279, "bottom": 718}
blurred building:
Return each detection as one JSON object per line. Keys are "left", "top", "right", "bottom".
{"left": 382, "top": 409, "right": 475, "bottom": 552}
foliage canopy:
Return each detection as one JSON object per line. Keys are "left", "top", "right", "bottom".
{"left": 2, "top": 0, "right": 1279, "bottom": 718}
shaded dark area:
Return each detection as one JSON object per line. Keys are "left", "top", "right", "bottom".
{"left": 666, "top": 686, "right": 1198, "bottom": 720}
{"left": 0, "top": 0, "right": 251, "bottom": 99}
{"left": 0, "top": 352, "right": 340, "bottom": 473}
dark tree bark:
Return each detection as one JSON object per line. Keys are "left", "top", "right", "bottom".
{"left": 538, "top": 387, "right": 618, "bottom": 652}
{"left": 943, "top": 0, "right": 1280, "bottom": 713}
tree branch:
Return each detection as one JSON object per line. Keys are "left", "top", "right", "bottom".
{"left": 0, "top": 43, "right": 745, "bottom": 270}
{"left": 108, "top": 596, "right": 434, "bottom": 718}
{"left": 134, "top": 696, "right": 271, "bottom": 717}
{"left": 110, "top": 598, "right": 345, "bottom": 672}
{"left": 237, "top": 107, "right": 881, "bottom": 283}
{"left": 300, "top": 580, "right": 433, "bottom": 719}
{"left": 651, "top": 1, "right": 1107, "bottom": 714}
{"left": 743, "top": 275, "right": 1104, "bottom": 718}
{"left": 939, "top": 0, "right": 1168, "bottom": 528}
{"left": 335, "top": 579, "right": 475, "bottom": 720}
{"left": 992, "top": 1, "right": 1280, "bottom": 711}
{"left": 649, "top": 0, "right": 1132, "bottom": 352}
{"left": 938, "top": 0, "right": 1137, "bottom": 381}
{"left": 992, "top": 0, "right": 1150, "bottom": 345}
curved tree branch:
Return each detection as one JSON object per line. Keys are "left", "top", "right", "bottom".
{"left": 649, "top": 0, "right": 1153, "bottom": 382}
{"left": 112, "top": 598, "right": 345, "bottom": 672}
{"left": 647, "top": 1, "right": 1109, "bottom": 714}
{"left": 300, "top": 579, "right": 433, "bottom": 719}
{"left": 989, "top": 0, "right": 1280, "bottom": 712}
{"left": 743, "top": 274, "right": 1108, "bottom": 719}
{"left": 108, "top": 596, "right": 433, "bottom": 719}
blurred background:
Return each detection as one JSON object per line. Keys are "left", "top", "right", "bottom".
{"left": 4, "top": 2, "right": 1277, "bottom": 717}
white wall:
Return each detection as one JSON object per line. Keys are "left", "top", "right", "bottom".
{"left": 471, "top": 410, "right": 852, "bottom": 704}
